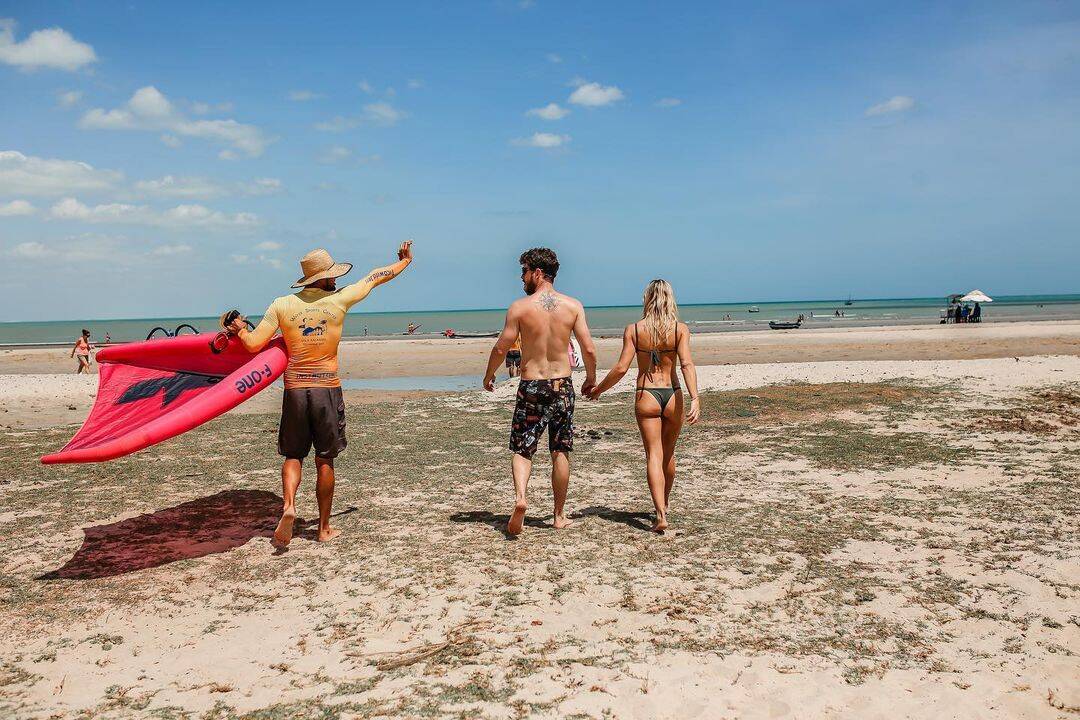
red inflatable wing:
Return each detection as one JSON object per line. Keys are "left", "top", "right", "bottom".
{"left": 41, "top": 334, "right": 287, "bottom": 464}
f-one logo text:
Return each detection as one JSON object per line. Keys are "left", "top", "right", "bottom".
{"left": 235, "top": 364, "right": 273, "bottom": 393}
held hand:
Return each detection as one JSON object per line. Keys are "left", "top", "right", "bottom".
{"left": 483, "top": 373, "right": 496, "bottom": 392}
{"left": 580, "top": 380, "right": 596, "bottom": 399}
{"left": 686, "top": 397, "right": 701, "bottom": 425}
{"left": 397, "top": 239, "right": 413, "bottom": 262}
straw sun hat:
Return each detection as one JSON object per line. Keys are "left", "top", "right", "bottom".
{"left": 292, "top": 248, "right": 353, "bottom": 288}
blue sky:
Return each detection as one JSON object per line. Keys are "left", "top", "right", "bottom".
{"left": 1, "top": 1, "right": 1078, "bottom": 322}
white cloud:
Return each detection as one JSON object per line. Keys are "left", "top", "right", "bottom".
{"left": 191, "top": 101, "right": 233, "bottom": 116}
{"left": 358, "top": 79, "right": 374, "bottom": 94}
{"left": 8, "top": 241, "right": 54, "bottom": 258}
{"left": 0, "top": 18, "right": 97, "bottom": 71}
{"left": 133, "top": 175, "right": 224, "bottom": 199}
{"left": 316, "top": 101, "right": 408, "bottom": 131}
{"left": 407, "top": 79, "right": 424, "bottom": 89}
{"left": 865, "top": 95, "right": 916, "bottom": 117}
{"left": 0, "top": 199, "right": 36, "bottom": 216}
{"left": 318, "top": 145, "right": 353, "bottom": 164}
{"left": 568, "top": 81, "right": 624, "bottom": 107}
{"left": 363, "top": 101, "right": 407, "bottom": 126}
{"left": 230, "top": 253, "right": 249, "bottom": 263}
{"left": 546, "top": 53, "right": 562, "bottom": 64}
{"left": 314, "top": 115, "right": 357, "bottom": 132}
{"left": 513, "top": 133, "right": 570, "bottom": 149}
{"left": 57, "top": 90, "right": 83, "bottom": 107}
{"left": 160, "top": 134, "right": 181, "bottom": 148}
{"left": 80, "top": 86, "right": 271, "bottom": 157}
{"left": 655, "top": 97, "right": 682, "bottom": 108}
{"left": 255, "top": 240, "right": 282, "bottom": 251}
{"left": 526, "top": 102, "right": 570, "bottom": 120}
{"left": 150, "top": 243, "right": 192, "bottom": 256}
{"left": 49, "top": 197, "right": 258, "bottom": 229}
{"left": 288, "top": 89, "right": 322, "bottom": 102}
{"left": 132, "top": 175, "right": 281, "bottom": 199}
{"left": 244, "top": 177, "right": 282, "bottom": 196}
{"left": 0, "top": 150, "right": 122, "bottom": 196}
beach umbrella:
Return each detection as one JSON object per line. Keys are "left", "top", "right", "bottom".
{"left": 960, "top": 289, "right": 993, "bottom": 303}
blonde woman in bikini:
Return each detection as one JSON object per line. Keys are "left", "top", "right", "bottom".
{"left": 587, "top": 280, "right": 700, "bottom": 532}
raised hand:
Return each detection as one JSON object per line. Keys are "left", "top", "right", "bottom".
{"left": 398, "top": 239, "right": 414, "bottom": 262}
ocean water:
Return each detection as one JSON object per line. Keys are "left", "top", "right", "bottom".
{"left": 2, "top": 294, "right": 1079, "bottom": 345}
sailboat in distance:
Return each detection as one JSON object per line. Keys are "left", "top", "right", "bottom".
{"left": 845, "top": 293, "right": 854, "bottom": 306}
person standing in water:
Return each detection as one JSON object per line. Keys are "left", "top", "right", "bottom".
{"left": 587, "top": 280, "right": 700, "bottom": 533}
{"left": 71, "top": 329, "right": 93, "bottom": 374}
{"left": 483, "top": 248, "right": 598, "bottom": 536}
{"left": 230, "top": 241, "right": 414, "bottom": 546}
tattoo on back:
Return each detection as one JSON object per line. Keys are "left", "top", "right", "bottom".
{"left": 537, "top": 291, "right": 559, "bottom": 312}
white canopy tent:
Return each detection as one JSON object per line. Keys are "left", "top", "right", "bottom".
{"left": 960, "top": 289, "right": 993, "bottom": 303}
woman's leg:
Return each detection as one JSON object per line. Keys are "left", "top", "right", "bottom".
{"left": 660, "top": 392, "right": 685, "bottom": 512}
{"left": 635, "top": 393, "right": 667, "bottom": 532}
{"left": 77, "top": 356, "right": 89, "bottom": 374}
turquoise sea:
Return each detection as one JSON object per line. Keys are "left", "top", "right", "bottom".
{"left": 2, "top": 294, "right": 1079, "bottom": 346}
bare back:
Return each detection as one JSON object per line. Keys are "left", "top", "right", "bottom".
{"left": 511, "top": 289, "right": 584, "bottom": 380}
{"left": 632, "top": 320, "right": 687, "bottom": 389}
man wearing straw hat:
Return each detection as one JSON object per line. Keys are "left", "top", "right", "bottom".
{"left": 229, "top": 241, "right": 414, "bottom": 546}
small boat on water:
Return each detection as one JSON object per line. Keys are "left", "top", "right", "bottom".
{"left": 845, "top": 293, "right": 854, "bottom": 306}
{"left": 748, "top": 306, "right": 760, "bottom": 313}
{"left": 769, "top": 320, "right": 802, "bottom": 330}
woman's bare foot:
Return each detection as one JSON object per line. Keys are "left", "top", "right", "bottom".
{"left": 273, "top": 508, "right": 296, "bottom": 547}
{"left": 651, "top": 515, "right": 668, "bottom": 534}
{"left": 317, "top": 526, "right": 341, "bottom": 542}
{"left": 553, "top": 514, "right": 574, "bottom": 530}
{"left": 507, "top": 501, "right": 527, "bottom": 536}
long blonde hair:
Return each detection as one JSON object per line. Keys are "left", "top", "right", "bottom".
{"left": 641, "top": 279, "right": 679, "bottom": 348}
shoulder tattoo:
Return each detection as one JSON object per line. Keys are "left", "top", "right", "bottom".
{"left": 537, "top": 291, "right": 559, "bottom": 312}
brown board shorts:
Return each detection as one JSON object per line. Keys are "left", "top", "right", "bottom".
{"left": 510, "top": 377, "right": 574, "bottom": 458}
{"left": 278, "top": 386, "right": 347, "bottom": 460}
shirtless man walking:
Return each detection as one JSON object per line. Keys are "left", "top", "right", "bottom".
{"left": 231, "top": 240, "right": 414, "bottom": 546}
{"left": 483, "top": 248, "right": 598, "bottom": 536}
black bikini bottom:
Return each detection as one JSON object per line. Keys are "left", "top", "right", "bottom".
{"left": 640, "top": 387, "right": 680, "bottom": 411}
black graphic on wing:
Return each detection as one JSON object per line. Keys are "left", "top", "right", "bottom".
{"left": 118, "top": 373, "right": 220, "bottom": 406}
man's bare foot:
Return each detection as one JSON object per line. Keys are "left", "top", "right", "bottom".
{"left": 317, "top": 526, "right": 341, "bottom": 542}
{"left": 553, "top": 514, "right": 574, "bottom": 530}
{"left": 507, "top": 501, "right": 527, "bottom": 536}
{"left": 651, "top": 515, "right": 668, "bottom": 534}
{"left": 273, "top": 508, "right": 296, "bottom": 546}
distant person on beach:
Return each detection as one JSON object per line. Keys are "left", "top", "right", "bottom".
{"left": 229, "top": 241, "right": 414, "bottom": 547}
{"left": 71, "top": 329, "right": 93, "bottom": 374}
{"left": 587, "top": 280, "right": 701, "bottom": 533}
{"left": 505, "top": 336, "right": 522, "bottom": 377}
{"left": 973, "top": 302, "right": 982, "bottom": 323}
{"left": 483, "top": 247, "right": 597, "bottom": 536}
{"left": 103, "top": 332, "right": 111, "bottom": 345}
{"left": 406, "top": 322, "right": 421, "bottom": 334}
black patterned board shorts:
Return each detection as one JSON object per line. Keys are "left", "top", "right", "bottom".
{"left": 278, "top": 387, "right": 347, "bottom": 460}
{"left": 510, "top": 377, "right": 575, "bottom": 458}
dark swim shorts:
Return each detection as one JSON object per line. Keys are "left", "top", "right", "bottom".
{"left": 505, "top": 350, "right": 522, "bottom": 369}
{"left": 278, "top": 387, "right": 347, "bottom": 460}
{"left": 510, "top": 377, "right": 575, "bottom": 458}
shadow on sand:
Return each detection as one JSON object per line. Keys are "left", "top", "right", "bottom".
{"left": 42, "top": 489, "right": 283, "bottom": 580}
{"left": 449, "top": 510, "right": 551, "bottom": 539}
{"left": 570, "top": 505, "right": 654, "bottom": 532}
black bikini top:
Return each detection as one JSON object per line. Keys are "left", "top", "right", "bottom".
{"left": 633, "top": 322, "right": 678, "bottom": 369}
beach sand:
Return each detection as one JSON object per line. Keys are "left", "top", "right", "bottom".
{"left": 1, "top": 323, "right": 1078, "bottom": 718}
{"left": 3, "top": 319, "right": 1080, "bottom": 378}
